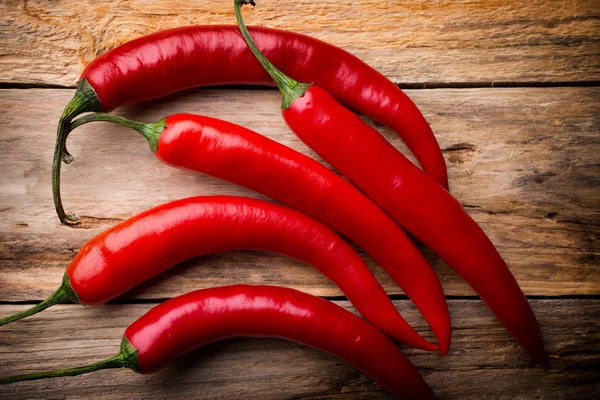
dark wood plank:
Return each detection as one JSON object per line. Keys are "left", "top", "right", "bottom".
{"left": 0, "top": 87, "right": 598, "bottom": 300}
{"left": 0, "top": 299, "right": 598, "bottom": 399}
{"left": 1, "top": 0, "right": 598, "bottom": 86}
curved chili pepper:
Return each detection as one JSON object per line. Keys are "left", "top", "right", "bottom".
{"left": 0, "top": 196, "right": 437, "bottom": 350}
{"left": 62, "top": 112, "right": 451, "bottom": 354}
{"left": 53, "top": 24, "right": 447, "bottom": 225}
{"left": 0, "top": 285, "right": 437, "bottom": 399}
{"left": 234, "top": 0, "right": 548, "bottom": 366}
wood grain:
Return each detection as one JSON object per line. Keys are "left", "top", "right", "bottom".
{"left": 1, "top": 2, "right": 597, "bottom": 398}
{"left": 0, "top": 299, "right": 598, "bottom": 399}
{"left": 1, "top": 0, "right": 598, "bottom": 87}
{"left": 0, "top": 87, "right": 598, "bottom": 301}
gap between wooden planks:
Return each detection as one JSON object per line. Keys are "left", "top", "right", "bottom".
{"left": 0, "top": 0, "right": 598, "bottom": 86}
{"left": 0, "top": 87, "right": 598, "bottom": 301}
{"left": 0, "top": 300, "right": 598, "bottom": 399}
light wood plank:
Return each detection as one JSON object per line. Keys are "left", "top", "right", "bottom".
{"left": 1, "top": 0, "right": 598, "bottom": 86}
{"left": 0, "top": 300, "right": 597, "bottom": 399}
{"left": 0, "top": 87, "right": 598, "bottom": 300}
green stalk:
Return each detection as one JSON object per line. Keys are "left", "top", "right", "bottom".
{"left": 0, "top": 275, "right": 79, "bottom": 327}
{"left": 0, "top": 338, "right": 140, "bottom": 384}
{"left": 54, "top": 110, "right": 165, "bottom": 226}
{"left": 53, "top": 78, "right": 103, "bottom": 225}
{"left": 234, "top": 0, "right": 311, "bottom": 109}
{"left": 69, "top": 114, "right": 166, "bottom": 152}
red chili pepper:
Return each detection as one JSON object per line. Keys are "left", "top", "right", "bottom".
{"left": 234, "top": 0, "right": 548, "bottom": 366}
{"left": 53, "top": 24, "right": 447, "bottom": 225}
{"left": 0, "top": 196, "right": 437, "bottom": 350}
{"left": 63, "top": 112, "right": 451, "bottom": 354}
{"left": 0, "top": 285, "right": 437, "bottom": 399}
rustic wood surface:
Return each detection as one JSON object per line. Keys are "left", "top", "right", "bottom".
{"left": 1, "top": 0, "right": 599, "bottom": 399}
{"left": 1, "top": 0, "right": 599, "bottom": 86}
{"left": 1, "top": 87, "right": 598, "bottom": 301}
{"left": 1, "top": 300, "right": 598, "bottom": 400}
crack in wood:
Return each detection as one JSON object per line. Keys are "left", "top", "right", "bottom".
{"left": 70, "top": 215, "right": 125, "bottom": 229}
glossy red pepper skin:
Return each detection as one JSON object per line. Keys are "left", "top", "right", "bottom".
{"left": 80, "top": 25, "right": 447, "bottom": 188}
{"left": 281, "top": 86, "right": 548, "bottom": 366}
{"left": 125, "top": 285, "right": 437, "bottom": 399}
{"left": 152, "top": 114, "right": 450, "bottom": 353}
{"left": 66, "top": 195, "right": 435, "bottom": 350}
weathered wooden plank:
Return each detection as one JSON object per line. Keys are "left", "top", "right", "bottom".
{"left": 0, "top": 300, "right": 597, "bottom": 399}
{"left": 1, "top": 0, "right": 598, "bottom": 86}
{"left": 0, "top": 87, "right": 598, "bottom": 300}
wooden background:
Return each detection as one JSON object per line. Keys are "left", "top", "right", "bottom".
{"left": 0, "top": 0, "right": 598, "bottom": 398}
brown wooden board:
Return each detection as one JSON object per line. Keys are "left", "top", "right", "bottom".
{"left": 0, "top": 87, "right": 598, "bottom": 301}
{"left": 1, "top": 2, "right": 599, "bottom": 397}
{"left": 1, "top": 0, "right": 599, "bottom": 87}
{"left": 0, "top": 300, "right": 598, "bottom": 399}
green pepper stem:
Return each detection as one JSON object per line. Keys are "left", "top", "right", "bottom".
{"left": 0, "top": 338, "right": 140, "bottom": 384}
{"left": 0, "top": 355, "right": 124, "bottom": 384}
{"left": 69, "top": 113, "right": 166, "bottom": 153}
{"left": 54, "top": 111, "right": 165, "bottom": 226}
{"left": 234, "top": 0, "right": 311, "bottom": 108}
{"left": 53, "top": 78, "right": 103, "bottom": 226}
{"left": 0, "top": 275, "right": 79, "bottom": 327}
